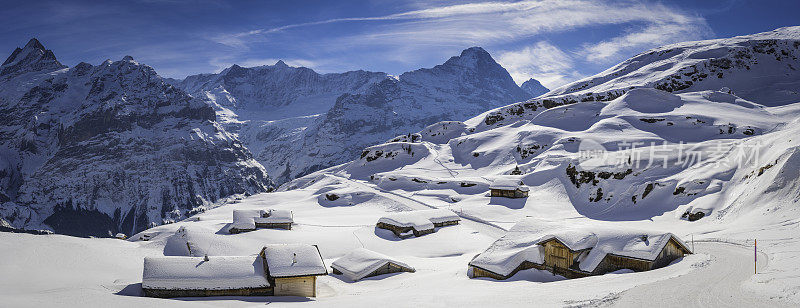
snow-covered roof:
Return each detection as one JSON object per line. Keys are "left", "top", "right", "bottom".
{"left": 261, "top": 244, "right": 327, "bottom": 277}
{"left": 231, "top": 209, "right": 265, "bottom": 230}
{"left": 331, "top": 248, "right": 414, "bottom": 281}
{"left": 142, "top": 256, "right": 269, "bottom": 290}
{"left": 489, "top": 176, "right": 529, "bottom": 191}
{"left": 575, "top": 230, "right": 690, "bottom": 272}
{"left": 536, "top": 231, "right": 598, "bottom": 251}
{"left": 256, "top": 209, "right": 293, "bottom": 224}
{"left": 377, "top": 209, "right": 460, "bottom": 230}
{"left": 469, "top": 219, "right": 691, "bottom": 276}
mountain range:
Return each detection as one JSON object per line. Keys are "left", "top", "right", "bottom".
{"left": 0, "top": 41, "right": 538, "bottom": 236}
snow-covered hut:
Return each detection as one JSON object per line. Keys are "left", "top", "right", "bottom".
{"left": 141, "top": 256, "right": 272, "bottom": 298}
{"left": 230, "top": 209, "right": 266, "bottom": 234}
{"left": 376, "top": 209, "right": 460, "bottom": 237}
{"left": 259, "top": 244, "right": 327, "bottom": 297}
{"left": 469, "top": 221, "right": 692, "bottom": 279}
{"left": 331, "top": 248, "right": 416, "bottom": 281}
{"left": 230, "top": 209, "right": 293, "bottom": 233}
{"left": 255, "top": 209, "right": 293, "bottom": 230}
{"left": 489, "top": 176, "right": 529, "bottom": 198}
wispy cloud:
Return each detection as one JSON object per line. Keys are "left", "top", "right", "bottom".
{"left": 217, "top": 0, "right": 711, "bottom": 87}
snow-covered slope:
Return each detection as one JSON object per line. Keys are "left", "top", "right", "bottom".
{"left": 177, "top": 47, "right": 531, "bottom": 184}
{"left": 0, "top": 39, "right": 273, "bottom": 237}
{"left": 479, "top": 26, "right": 800, "bottom": 130}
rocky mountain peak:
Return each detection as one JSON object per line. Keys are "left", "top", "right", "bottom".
{"left": 274, "top": 60, "right": 288, "bottom": 68}
{"left": 1, "top": 37, "right": 65, "bottom": 78}
{"left": 520, "top": 78, "right": 549, "bottom": 98}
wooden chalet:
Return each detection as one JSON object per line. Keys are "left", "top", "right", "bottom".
{"left": 260, "top": 244, "right": 327, "bottom": 297}
{"left": 469, "top": 227, "right": 692, "bottom": 280}
{"left": 230, "top": 209, "right": 294, "bottom": 234}
{"left": 331, "top": 248, "right": 416, "bottom": 281}
{"left": 141, "top": 256, "right": 272, "bottom": 298}
{"left": 489, "top": 177, "right": 529, "bottom": 198}
{"left": 376, "top": 209, "right": 460, "bottom": 238}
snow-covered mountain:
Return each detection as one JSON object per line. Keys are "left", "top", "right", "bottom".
{"left": 273, "top": 27, "right": 800, "bottom": 300}
{"left": 3, "top": 27, "right": 800, "bottom": 307}
{"left": 177, "top": 61, "right": 389, "bottom": 122}
{"left": 520, "top": 78, "right": 549, "bottom": 98}
{"left": 177, "top": 47, "right": 531, "bottom": 184}
{"left": 0, "top": 39, "right": 273, "bottom": 237}
{"left": 481, "top": 27, "right": 800, "bottom": 128}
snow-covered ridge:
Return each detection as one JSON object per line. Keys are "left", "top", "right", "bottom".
{"left": 477, "top": 26, "right": 800, "bottom": 130}
{"left": 175, "top": 47, "right": 535, "bottom": 184}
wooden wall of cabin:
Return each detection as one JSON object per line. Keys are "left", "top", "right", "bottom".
{"left": 652, "top": 238, "right": 688, "bottom": 269}
{"left": 365, "top": 262, "right": 414, "bottom": 279}
{"left": 143, "top": 287, "right": 273, "bottom": 298}
{"left": 275, "top": 276, "right": 316, "bottom": 297}
{"left": 543, "top": 241, "right": 574, "bottom": 270}
{"left": 592, "top": 254, "right": 652, "bottom": 274}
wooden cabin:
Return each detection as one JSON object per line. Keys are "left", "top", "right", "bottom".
{"left": 141, "top": 256, "right": 272, "bottom": 298}
{"left": 469, "top": 226, "right": 692, "bottom": 280}
{"left": 331, "top": 248, "right": 416, "bottom": 281}
{"left": 260, "top": 244, "right": 327, "bottom": 297}
{"left": 255, "top": 209, "right": 293, "bottom": 230}
{"left": 230, "top": 209, "right": 294, "bottom": 233}
{"left": 376, "top": 209, "right": 460, "bottom": 238}
{"left": 489, "top": 177, "right": 529, "bottom": 198}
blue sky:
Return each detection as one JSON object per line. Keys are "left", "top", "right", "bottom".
{"left": 1, "top": 0, "right": 798, "bottom": 89}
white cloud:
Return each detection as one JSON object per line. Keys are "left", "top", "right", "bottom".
{"left": 227, "top": 0, "right": 710, "bottom": 50}
{"left": 497, "top": 41, "right": 583, "bottom": 89}
{"left": 582, "top": 17, "right": 712, "bottom": 62}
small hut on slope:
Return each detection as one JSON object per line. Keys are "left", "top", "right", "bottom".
{"left": 376, "top": 209, "right": 460, "bottom": 237}
{"left": 489, "top": 176, "right": 529, "bottom": 198}
{"left": 469, "top": 220, "right": 692, "bottom": 279}
{"left": 141, "top": 256, "right": 271, "bottom": 298}
{"left": 260, "top": 244, "right": 327, "bottom": 297}
{"left": 331, "top": 248, "right": 415, "bottom": 281}
{"left": 230, "top": 209, "right": 294, "bottom": 233}
{"left": 255, "top": 209, "right": 293, "bottom": 230}
{"left": 230, "top": 209, "right": 265, "bottom": 234}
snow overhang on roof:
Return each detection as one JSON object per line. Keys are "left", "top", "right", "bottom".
{"left": 142, "top": 256, "right": 270, "bottom": 290}
{"left": 331, "top": 248, "right": 414, "bottom": 281}
{"left": 261, "top": 244, "right": 327, "bottom": 277}
{"left": 489, "top": 176, "right": 529, "bottom": 191}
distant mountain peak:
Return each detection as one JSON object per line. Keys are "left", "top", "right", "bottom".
{"left": 24, "top": 38, "right": 46, "bottom": 51}
{"left": 460, "top": 46, "right": 490, "bottom": 57}
{"left": 521, "top": 78, "right": 549, "bottom": 98}
{"left": 274, "top": 60, "right": 288, "bottom": 68}
{"left": 1, "top": 38, "right": 64, "bottom": 78}
{"left": 122, "top": 55, "right": 134, "bottom": 62}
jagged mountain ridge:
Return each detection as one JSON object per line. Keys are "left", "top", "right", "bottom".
{"left": 0, "top": 40, "right": 273, "bottom": 237}
{"left": 178, "top": 61, "right": 389, "bottom": 121}
{"left": 177, "top": 47, "right": 533, "bottom": 184}
{"left": 477, "top": 26, "right": 800, "bottom": 129}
